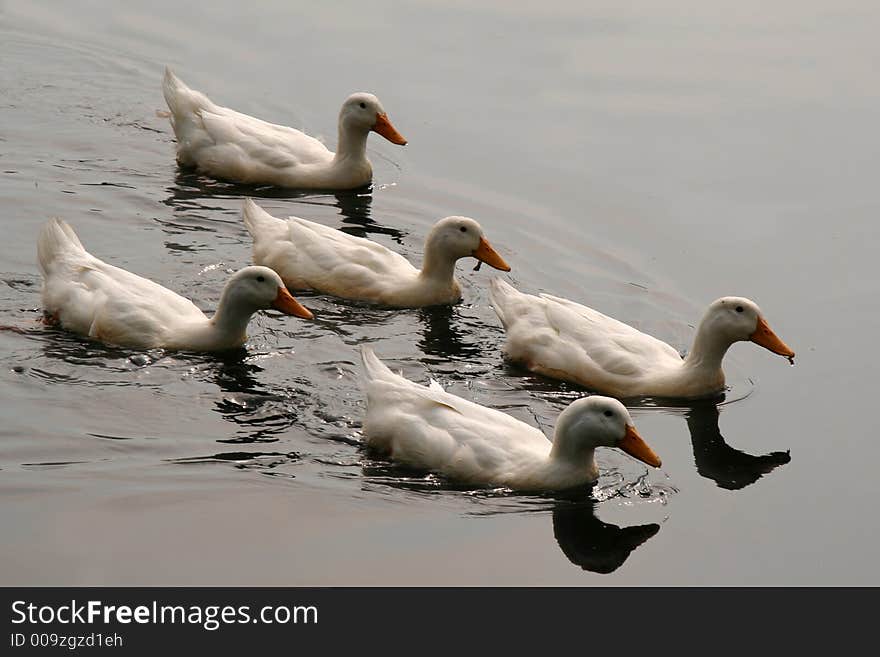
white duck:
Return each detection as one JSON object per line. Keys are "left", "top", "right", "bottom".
{"left": 37, "top": 219, "right": 313, "bottom": 351}
{"left": 360, "top": 347, "right": 661, "bottom": 491}
{"left": 162, "top": 67, "right": 407, "bottom": 190}
{"left": 489, "top": 279, "right": 795, "bottom": 399}
{"left": 242, "top": 199, "right": 511, "bottom": 307}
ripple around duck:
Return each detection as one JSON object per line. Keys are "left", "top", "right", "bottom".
{"left": 167, "top": 450, "right": 301, "bottom": 469}
{"left": 358, "top": 456, "right": 676, "bottom": 516}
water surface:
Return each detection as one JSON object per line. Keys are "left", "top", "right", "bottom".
{"left": 1, "top": 0, "right": 878, "bottom": 585}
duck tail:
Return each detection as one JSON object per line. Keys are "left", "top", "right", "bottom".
{"left": 162, "top": 66, "right": 186, "bottom": 117}
{"left": 242, "top": 198, "right": 286, "bottom": 239}
{"left": 162, "top": 66, "right": 213, "bottom": 131}
{"left": 359, "top": 345, "right": 395, "bottom": 384}
{"left": 37, "top": 218, "right": 86, "bottom": 276}
{"left": 488, "top": 277, "right": 519, "bottom": 329}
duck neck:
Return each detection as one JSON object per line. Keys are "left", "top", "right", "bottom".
{"left": 208, "top": 288, "right": 255, "bottom": 347}
{"left": 334, "top": 122, "right": 370, "bottom": 163}
{"left": 550, "top": 432, "right": 599, "bottom": 481}
{"left": 682, "top": 319, "right": 732, "bottom": 376}
{"left": 418, "top": 238, "right": 459, "bottom": 286}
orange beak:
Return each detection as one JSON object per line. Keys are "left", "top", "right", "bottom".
{"left": 618, "top": 425, "right": 662, "bottom": 468}
{"left": 372, "top": 113, "right": 407, "bottom": 145}
{"left": 750, "top": 316, "right": 794, "bottom": 361}
{"left": 471, "top": 236, "right": 511, "bottom": 272}
{"left": 271, "top": 286, "right": 314, "bottom": 319}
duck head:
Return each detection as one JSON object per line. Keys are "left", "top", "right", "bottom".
{"left": 339, "top": 92, "right": 407, "bottom": 145}
{"left": 424, "top": 216, "right": 511, "bottom": 272}
{"left": 221, "top": 266, "right": 313, "bottom": 319}
{"left": 702, "top": 297, "right": 795, "bottom": 362}
{"left": 550, "top": 396, "right": 662, "bottom": 468}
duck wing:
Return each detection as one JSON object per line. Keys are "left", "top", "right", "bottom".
{"left": 360, "top": 348, "right": 549, "bottom": 481}
{"left": 253, "top": 212, "right": 417, "bottom": 298}
{"left": 539, "top": 293, "right": 683, "bottom": 376}
{"left": 490, "top": 278, "right": 682, "bottom": 390}
{"left": 199, "top": 108, "right": 333, "bottom": 168}
{"left": 163, "top": 67, "right": 332, "bottom": 173}
{"left": 38, "top": 219, "right": 206, "bottom": 347}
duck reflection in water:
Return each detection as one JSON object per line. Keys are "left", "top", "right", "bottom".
{"left": 209, "top": 349, "right": 263, "bottom": 394}
{"left": 336, "top": 193, "right": 409, "bottom": 247}
{"left": 418, "top": 305, "right": 481, "bottom": 360}
{"left": 362, "top": 462, "right": 660, "bottom": 576}
{"left": 553, "top": 501, "right": 660, "bottom": 574}
{"left": 165, "top": 169, "right": 322, "bottom": 209}
{"left": 687, "top": 400, "right": 791, "bottom": 490}
{"left": 333, "top": 185, "right": 372, "bottom": 221}
{"left": 207, "top": 351, "right": 300, "bottom": 443}
{"left": 163, "top": 170, "right": 395, "bottom": 235}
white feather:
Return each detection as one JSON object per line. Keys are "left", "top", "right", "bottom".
{"left": 243, "top": 200, "right": 509, "bottom": 307}
{"left": 489, "top": 278, "right": 793, "bottom": 399}
{"left": 162, "top": 67, "right": 405, "bottom": 190}
{"left": 37, "top": 219, "right": 310, "bottom": 351}
{"left": 359, "top": 347, "right": 659, "bottom": 491}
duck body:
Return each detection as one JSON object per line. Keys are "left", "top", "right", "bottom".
{"left": 37, "top": 219, "right": 312, "bottom": 351}
{"left": 489, "top": 279, "right": 794, "bottom": 400}
{"left": 359, "top": 347, "right": 660, "bottom": 491}
{"left": 243, "top": 199, "right": 510, "bottom": 308}
{"left": 162, "top": 67, "right": 406, "bottom": 190}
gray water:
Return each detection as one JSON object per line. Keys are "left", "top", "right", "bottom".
{"left": 1, "top": 0, "right": 878, "bottom": 585}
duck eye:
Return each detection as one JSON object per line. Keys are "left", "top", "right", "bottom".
{"left": 256, "top": 276, "right": 265, "bottom": 283}
{"left": 459, "top": 226, "right": 467, "bottom": 232}
{"left": 736, "top": 305, "right": 744, "bottom": 313}
{"left": 359, "top": 102, "right": 366, "bottom": 109}
{"left": 603, "top": 410, "right": 613, "bottom": 418}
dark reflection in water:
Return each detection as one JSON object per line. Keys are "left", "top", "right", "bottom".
{"left": 211, "top": 391, "right": 297, "bottom": 444}
{"left": 207, "top": 349, "right": 263, "bottom": 394}
{"left": 304, "top": 298, "right": 409, "bottom": 337}
{"left": 362, "top": 459, "right": 660, "bottom": 574}
{"left": 501, "top": 362, "right": 587, "bottom": 399}
{"left": 418, "top": 305, "right": 480, "bottom": 360}
{"left": 328, "top": 189, "right": 406, "bottom": 243}
{"left": 36, "top": 326, "right": 304, "bottom": 443}
{"left": 687, "top": 401, "right": 791, "bottom": 490}
{"left": 552, "top": 501, "right": 660, "bottom": 574}
{"left": 331, "top": 189, "right": 374, "bottom": 230}
{"left": 169, "top": 450, "right": 300, "bottom": 470}
{"left": 31, "top": 326, "right": 166, "bottom": 385}
{"left": 164, "top": 168, "right": 338, "bottom": 206}
{"left": 205, "top": 352, "right": 302, "bottom": 444}
{"left": 361, "top": 459, "right": 469, "bottom": 494}
{"left": 500, "top": 361, "right": 750, "bottom": 413}
{"left": 162, "top": 168, "right": 405, "bottom": 243}
{"left": 38, "top": 326, "right": 135, "bottom": 365}
{"left": 270, "top": 183, "right": 384, "bottom": 235}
